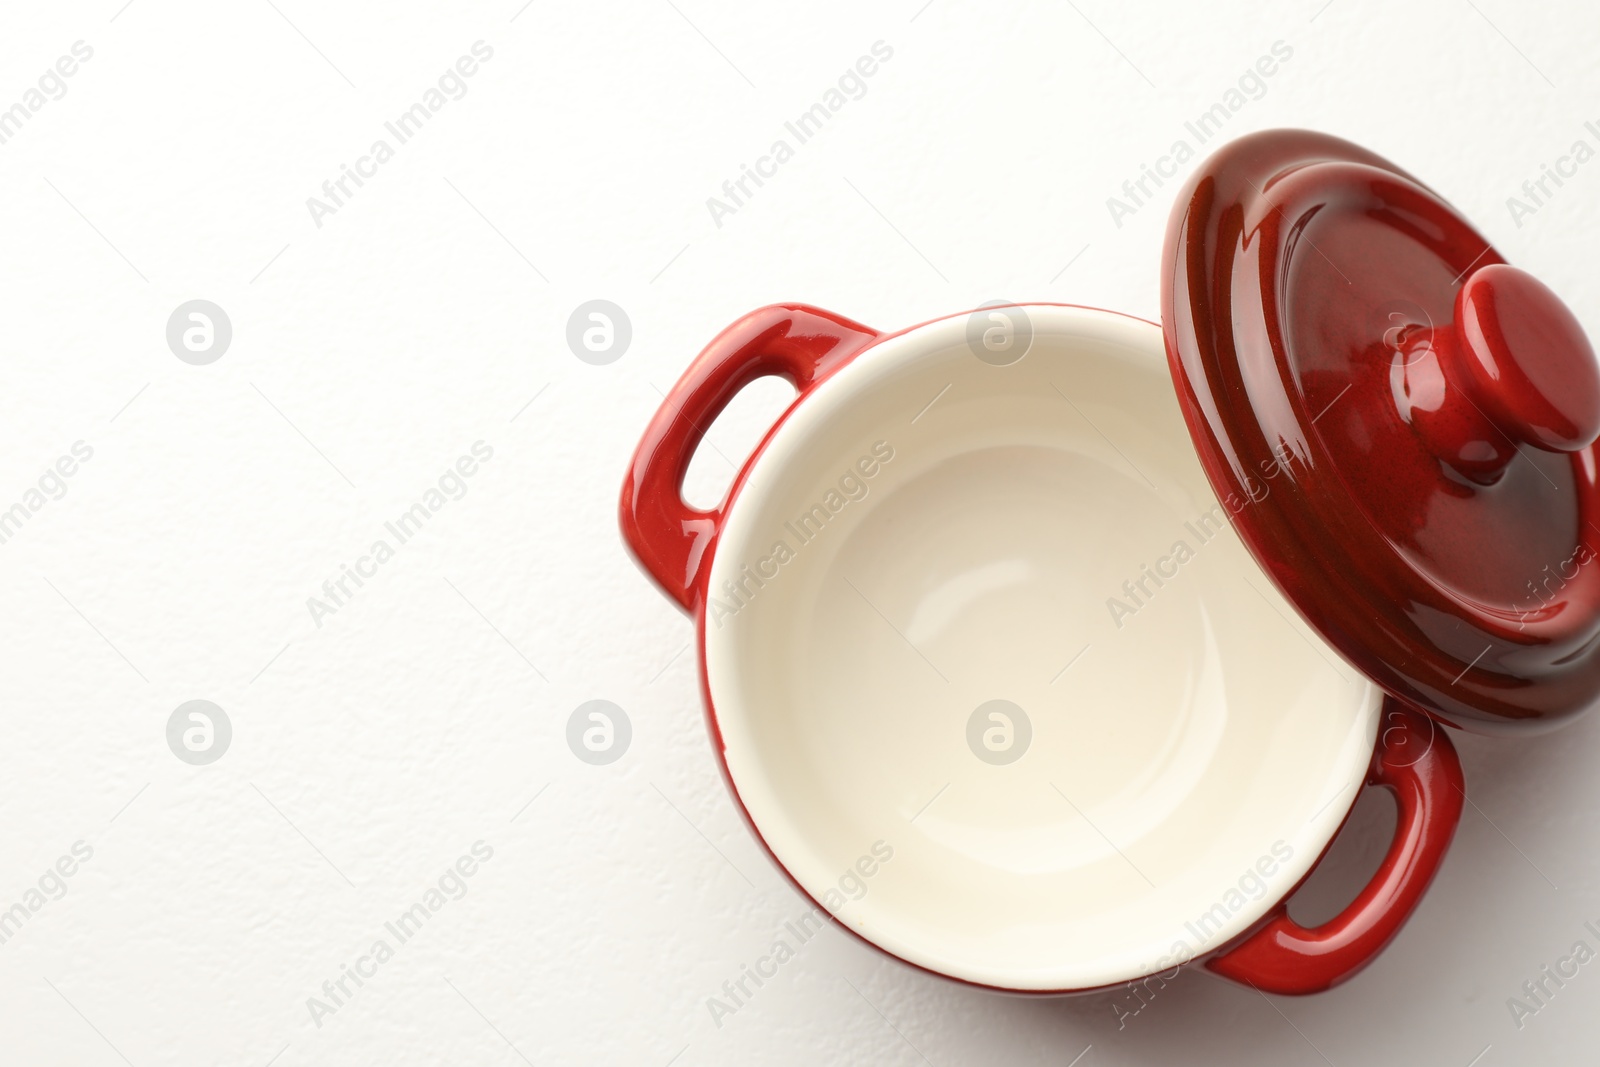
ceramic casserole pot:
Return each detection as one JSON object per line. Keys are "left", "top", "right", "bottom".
{"left": 619, "top": 130, "right": 1600, "bottom": 995}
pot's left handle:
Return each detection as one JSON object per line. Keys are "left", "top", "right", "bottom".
{"left": 620, "top": 304, "right": 879, "bottom": 614}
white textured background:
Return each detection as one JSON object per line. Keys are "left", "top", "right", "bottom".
{"left": 0, "top": 0, "right": 1597, "bottom": 1063}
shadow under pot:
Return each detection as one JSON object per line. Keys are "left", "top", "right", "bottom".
{"left": 619, "top": 129, "right": 1600, "bottom": 995}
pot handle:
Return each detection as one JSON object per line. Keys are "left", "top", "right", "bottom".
{"left": 1206, "top": 700, "right": 1463, "bottom": 995}
{"left": 619, "top": 304, "right": 879, "bottom": 613}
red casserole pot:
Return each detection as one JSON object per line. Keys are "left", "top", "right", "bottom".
{"left": 620, "top": 130, "right": 1600, "bottom": 995}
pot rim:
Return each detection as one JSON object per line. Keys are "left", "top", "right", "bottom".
{"left": 694, "top": 302, "right": 1384, "bottom": 992}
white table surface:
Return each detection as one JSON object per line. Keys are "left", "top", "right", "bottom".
{"left": 1, "top": 0, "right": 1596, "bottom": 1063}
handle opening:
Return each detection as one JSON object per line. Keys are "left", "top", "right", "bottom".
{"left": 1285, "top": 787, "right": 1398, "bottom": 928}
{"left": 680, "top": 375, "right": 799, "bottom": 511}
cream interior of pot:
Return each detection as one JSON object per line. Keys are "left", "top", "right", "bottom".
{"left": 704, "top": 305, "right": 1380, "bottom": 991}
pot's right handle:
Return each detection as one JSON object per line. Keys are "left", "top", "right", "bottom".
{"left": 1206, "top": 700, "right": 1463, "bottom": 995}
{"left": 619, "top": 304, "right": 878, "bottom": 614}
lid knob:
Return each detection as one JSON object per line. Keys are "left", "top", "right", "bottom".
{"left": 1393, "top": 264, "right": 1600, "bottom": 483}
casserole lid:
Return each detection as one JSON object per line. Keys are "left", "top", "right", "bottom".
{"left": 1162, "top": 128, "right": 1600, "bottom": 732}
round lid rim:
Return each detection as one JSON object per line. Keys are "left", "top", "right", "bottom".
{"left": 1159, "top": 127, "right": 1600, "bottom": 734}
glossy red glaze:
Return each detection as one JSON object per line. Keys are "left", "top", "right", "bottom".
{"left": 618, "top": 304, "right": 878, "bottom": 612}
{"left": 1456, "top": 264, "right": 1600, "bottom": 455}
{"left": 1206, "top": 702, "right": 1463, "bottom": 994}
{"left": 622, "top": 302, "right": 1464, "bottom": 997}
{"left": 1163, "top": 129, "right": 1600, "bottom": 732}
{"left": 1397, "top": 264, "right": 1600, "bottom": 483}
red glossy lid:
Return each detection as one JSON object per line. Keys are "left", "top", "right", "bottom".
{"left": 1162, "top": 129, "right": 1600, "bottom": 733}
